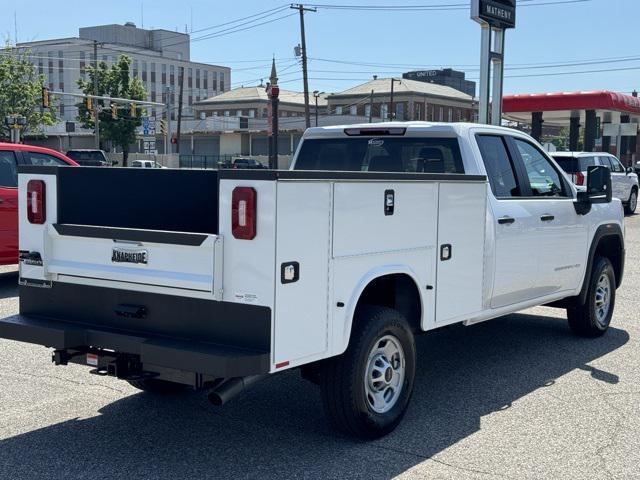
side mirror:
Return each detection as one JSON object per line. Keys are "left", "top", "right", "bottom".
{"left": 575, "top": 165, "right": 612, "bottom": 214}
{"left": 627, "top": 166, "right": 634, "bottom": 174}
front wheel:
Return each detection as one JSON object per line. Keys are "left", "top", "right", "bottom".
{"left": 319, "top": 306, "right": 416, "bottom": 439}
{"left": 625, "top": 188, "right": 637, "bottom": 215}
{"left": 567, "top": 256, "right": 615, "bottom": 337}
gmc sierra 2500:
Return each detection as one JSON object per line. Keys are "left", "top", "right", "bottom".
{"left": 0, "top": 122, "right": 624, "bottom": 438}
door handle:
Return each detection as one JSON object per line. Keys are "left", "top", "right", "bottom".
{"left": 540, "top": 214, "right": 555, "bottom": 222}
{"left": 498, "top": 216, "right": 515, "bottom": 225}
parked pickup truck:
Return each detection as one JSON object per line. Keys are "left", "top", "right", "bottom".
{"left": 0, "top": 123, "right": 625, "bottom": 439}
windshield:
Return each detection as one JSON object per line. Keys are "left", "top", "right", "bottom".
{"left": 553, "top": 156, "right": 596, "bottom": 173}
{"left": 294, "top": 137, "right": 464, "bottom": 173}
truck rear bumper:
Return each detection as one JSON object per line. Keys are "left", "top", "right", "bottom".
{"left": 0, "top": 314, "right": 270, "bottom": 377}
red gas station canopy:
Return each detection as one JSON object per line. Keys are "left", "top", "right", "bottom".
{"left": 503, "top": 90, "right": 640, "bottom": 116}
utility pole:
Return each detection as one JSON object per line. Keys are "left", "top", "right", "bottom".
{"left": 176, "top": 66, "right": 184, "bottom": 154}
{"left": 389, "top": 78, "right": 400, "bottom": 121}
{"left": 291, "top": 4, "right": 316, "bottom": 129}
{"left": 93, "top": 40, "right": 100, "bottom": 149}
{"left": 369, "top": 89, "right": 374, "bottom": 123}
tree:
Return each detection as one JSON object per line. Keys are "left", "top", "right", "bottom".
{"left": 77, "top": 55, "right": 146, "bottom": 166}
{"left": 0, "top": 46, "right": 57, "bottom": 141}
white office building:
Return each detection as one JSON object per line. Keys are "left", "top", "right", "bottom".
{"left": 17, "top": 23, "right": 231, "bottom": 124}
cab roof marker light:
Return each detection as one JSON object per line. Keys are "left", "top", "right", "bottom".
{"left": 344, "top": 127, "right": 407, "bottom": 136}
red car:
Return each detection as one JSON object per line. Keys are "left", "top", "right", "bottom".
{"left": 0, "top": 143, "right": 78, "bottom": 265}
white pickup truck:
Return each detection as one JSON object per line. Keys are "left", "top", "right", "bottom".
{"left": 0, "top": 123, "right": 625, "bottom": 439}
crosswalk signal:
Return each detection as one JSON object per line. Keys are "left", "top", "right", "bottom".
{"left": 41, "top": 87, "right": 50, "bottom": 108}
{"left": 85, "top": 96, "right": 93, "bottom": 112}
{"left": 130, "top": 103, "right": 137, "bottom": 117}
{"left": 160, "top": 119, "right": 167, "bottom": 136}
{"left": 111, "top": 103, "right": 118, "bottom": 119}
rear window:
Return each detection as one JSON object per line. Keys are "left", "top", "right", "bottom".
{"left": 66, "top": 151, "right": 105, "bottom": 161}
{"left": 294, "top": 137, "right": 464, "bottom": 173}
{"left": 553, "top": 156, "right": 596, "bottom": 173}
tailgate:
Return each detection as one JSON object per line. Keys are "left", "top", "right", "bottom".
{"left": 44, "top": 224, "right": 222, "bottom": 296}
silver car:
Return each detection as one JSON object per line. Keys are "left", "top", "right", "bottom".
{"left": 553, "top": 152, "right": 639, "bottom": 214}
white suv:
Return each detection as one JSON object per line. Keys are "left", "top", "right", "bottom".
{"left": 553, "top": 152, "right": 638, "bottom": 214}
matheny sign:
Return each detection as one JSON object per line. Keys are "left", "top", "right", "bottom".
{"left": 471, "top": 0, "right": 516, "bottom": 29}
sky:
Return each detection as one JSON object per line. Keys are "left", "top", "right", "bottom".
{"left": 2, "top": 0, "right": 639, "bottom": 97}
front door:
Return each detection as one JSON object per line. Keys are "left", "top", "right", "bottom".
{"left": 508, "top": 137, "right": 588, "bottom": 295}
{"left": 0, "top": 151, "right": 19, "bottom": 264}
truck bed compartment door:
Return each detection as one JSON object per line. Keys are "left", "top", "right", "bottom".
{"left": 435, "top": 182, "right": 487, "bottom": 324}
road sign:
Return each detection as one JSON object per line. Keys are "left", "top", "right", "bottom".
{"left": 471, "top": 0, "right": 516, "bottom": 29}
{"left": 142, "top": 116, "right": 150, "bottom": 135}
{"left": 143, "top": 135, "right": 156, "bottom": 154}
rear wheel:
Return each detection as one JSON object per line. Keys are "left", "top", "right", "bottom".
{"left": 567, "top": 256, "right": 615, "bottom": 337}
{"left": 319, "top": 306, "right": 416, "bottom": 439}
{"left": 127, "top": 378, "right": 189, "bottom": 394}
{"left": 625, "top": 188, "right": 637, "bottom": 215}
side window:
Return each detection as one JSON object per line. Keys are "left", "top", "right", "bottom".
{"left": 0, "top": 151, "right": 18, "bottom": 188}
{"left": 607, "top": 156, "right": 624, "bottom": 173}
{"left": 513, "top": 139, "right": 568, "bottom": 197}
{"left": 476, "top": 135, "right": 520, "bottom": 198}
{"left": 24, "top": 152, "right": 68, "bottom": 167}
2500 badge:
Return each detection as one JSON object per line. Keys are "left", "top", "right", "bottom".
{"left": 111, "top": 248, "right": 148, "bottom": 265}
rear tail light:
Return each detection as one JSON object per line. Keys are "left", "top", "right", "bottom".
{"left": 575, "top": 172, "right": 585, "bottom": 186}
{"left": 232, "top": 187, "right": 256, "bottom": 240}
{"left": 27, "top": 180, "right": 46, "bottom": 224}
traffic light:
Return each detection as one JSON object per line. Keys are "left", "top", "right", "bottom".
{"left": 160, "top": 120, "right": 167, "bottom": 136}
{"left": 130, "top": 103, "right": 137, "bottom": 117}
{"left": 111, "top": 103, "right": 118, "bottom": 119}
{"left": 41, "top": 87, "right": 50, "bottom": 108}
{"left": 85, "top": 96, "right": 93, "bottom": 112}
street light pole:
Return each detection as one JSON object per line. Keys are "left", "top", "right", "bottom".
{"left": 313, "top": 90, "right": 323, "bottom": 127}
{"left": 389, "top": 78, "right": 400, "bottom": 121}
{"left": 93, "top": 40, "right": 100, "bottom": 149}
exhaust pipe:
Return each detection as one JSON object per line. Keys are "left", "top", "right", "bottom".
{"left": 208, "top": 375, "right": 266, "bottom": 406}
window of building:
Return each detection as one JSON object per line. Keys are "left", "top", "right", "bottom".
{"left": 188, "top": 68, "right": 193, "bottom": 88}
{"left": 220, "top": 73, "right": 225, "bottom": 91}
{"left": 79, "top": 51, "right": 85, "bottom": 79}
{"left": 102, "top": 55, "right": 108, "bottom": 62}
{"left": 415, "top": 103, "right": 422, "bottom": 121}
{"left": 188, "top": 95, "right": 192, "bottom": 105}
{"left": 476, "top": 135, "right": 520, "bottom": 198}
{"left": 212, "top": 72, "right": 218, "bottom": 91}
{"left": 439, "top": 107, "right": 444, "bottom": 121}
{"left": 224, "top": 111, "right": 230, "bottom": 116}
{"left": 380, "top": 104, "right": 388, "bottom": 119}
{"left": 196, "top": 69, "right": 200, "bottom": 88}
{"left": 249, "top": 109, "right": 255, "bottom": 118}
{"left": 396, "top": 103, "right": 404, "bottom": 121}
{"left": 142, "top": 61, "right": 147, "bottom": 82}
{"left": 364, "top": 104, "right": 371, "bottom": 118}
{"left": 161, "top": 64, "right": 167, "bottom": 84}
{"left": 448, "top": 107, "right": 453, "bottom": 122}
{"left": 150, "top": 62, "right": 156, "bottom": 83}
{"left": 335, "top": 106, "right": 343, "bottom": 115}
{"left": 170, "top": 64, "right": 175, "bottom": 85}
{"left": 38, "top": 59, "right": 43, "bottom": 75}
{"left": 350, "top": 105, "right": 357, "bottom": 116}
{"left": 203, "top": 71, "right": 208, "bottom": 90}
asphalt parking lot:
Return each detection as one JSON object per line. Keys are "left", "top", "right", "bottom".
{"left": 1, "top": 220, "right": 639, "bottom": 480}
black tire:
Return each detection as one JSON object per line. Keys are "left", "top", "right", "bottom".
{"left": 625, "top": 188, "right": 637, "bottom": 215}
{"left": 567, "top": 256, "right": 615, "bottom": 337}
{"left": 127, "top": 378, "right": 189, "bottom": 394}
{"left": 319, "top": 306, "right": 416, "bottom": 439}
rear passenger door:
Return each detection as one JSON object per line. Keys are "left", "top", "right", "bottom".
{"left": 0, "top": 151, "right": 19, "bottom": 264}
{"left": 476, "top": 134, "right": 540, "bottom": 308}
{"left": 602, "top": 155, "right": 631, "bottom": 201}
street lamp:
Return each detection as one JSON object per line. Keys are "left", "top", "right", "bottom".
{"left": 4, "top": 114, "right": 27, "bottom": 143}
{"left": 313, "top": 90, "right": 324, "bottom": 127}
